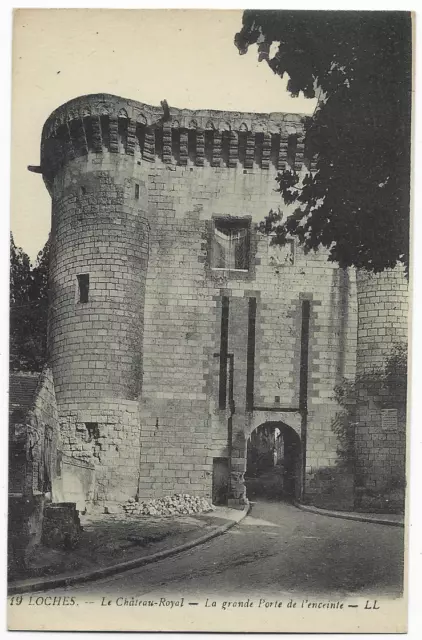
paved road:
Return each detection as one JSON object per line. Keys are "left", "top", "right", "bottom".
{"left": 52, "top": 500, "right": 405, "bottom": 600}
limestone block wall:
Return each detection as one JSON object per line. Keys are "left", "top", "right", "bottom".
{"left": 58, "top": 401, "right": 140, "bottom": 502}
{"left": 39, "top": 93, "right": 359, "bottom": 504}
{"left": 356, "top": 266, "right": 408, "bottom": 374}
{"left": 139, "top": 159, "right": 357, "bottom": 500}
{"left": 42, "top": 101, "right": 151, "bottom": 501}
{"left": 47, "top": 155, "right": 149, "bottom": 403}
{"left": 29, "top": 368, "right": 60, "bottom": 495}
{"left": 253, "top": 244, "right": 357, "bottom": 481}
{"left": 355, "top": 266, "right": 408, "bottom": 497}
{"left": 9, "top": 369, "right": 60, "bottom": 497}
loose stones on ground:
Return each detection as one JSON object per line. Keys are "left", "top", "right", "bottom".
{"left": 122, "top": 494, "right": 215, "bottom": 517}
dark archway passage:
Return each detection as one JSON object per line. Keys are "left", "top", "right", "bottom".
{"left": 245, "top": 422, "right": 301, "bottom": 502}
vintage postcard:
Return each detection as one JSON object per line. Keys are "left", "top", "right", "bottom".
{"left": 7, "top": 8, "right": 413, "bottom": 633}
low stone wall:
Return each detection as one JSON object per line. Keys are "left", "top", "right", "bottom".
{"left": 304, "top": 466, "right": 355, "bottom": 511}
{"left": 42, "top": 503, "right": 81, "bottom": 550}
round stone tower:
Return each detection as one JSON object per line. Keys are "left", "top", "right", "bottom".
{"left": 39, "top": 94, "right": 153, "bottom": 502}
{"left": 354, "top": 266, "right": 408, "bottom": 510}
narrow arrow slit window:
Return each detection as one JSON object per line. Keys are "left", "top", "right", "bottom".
{"left": 77, "top": 274, "right": 89, "bottom": 304}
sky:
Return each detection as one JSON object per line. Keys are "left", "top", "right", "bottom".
{"left": 11, "top": 9, "right": 316, "bottom": 260}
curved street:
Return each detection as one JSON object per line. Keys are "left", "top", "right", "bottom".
{"left": 59, "top": 499, "right": 404, "bottom": 600}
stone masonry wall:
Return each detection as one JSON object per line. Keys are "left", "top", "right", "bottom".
{"left": 9, "top": 369, "right": 60, "bottom": 497}
{"left": 30, "top": 368, "right": 60, "bottom": 495}
{"left": 356, "top": 266, "right": 408, "bottom": 374}
{"left": 40, "top": 93, "right": 358, "bottom": 504}
{"left": 58, "top": 401, "right": 140, "bottom": 502}
{"left": 355, "top": 266, "right": 408, "bottom": 500}
{"left": 48, "top": 155, "right": 149, "bottom": 403}
{"left": 139, "top": 160, "right": 357, "bottom": 501}
{"left": 47, "top": 152, "right": 150, "bottom": 502}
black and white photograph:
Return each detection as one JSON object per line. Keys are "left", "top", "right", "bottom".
{"left": 5, "top": 6, "right": 415, "bottom": 633}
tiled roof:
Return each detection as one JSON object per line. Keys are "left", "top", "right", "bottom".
{"left": 9, "top": 373, "right": 40, "bottom": 424}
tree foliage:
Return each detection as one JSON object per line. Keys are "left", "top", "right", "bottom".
{"left": 10, "top": 234, "right": 50, "bottom": 372}
{"left": 10, "top": 235, "right": 32, "bottom": 306}
{"left": 235, "top": 11, "right": 412, "bottom": 272}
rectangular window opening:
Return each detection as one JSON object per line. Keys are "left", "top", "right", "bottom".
{"left": 77, "top": 274, "right": 89, "bottom": 304}
{"left": 135, "top": 183, "right": 140, "bottom": 199}
{"left": 212, "top": 217, "right": 250, "bottom": 271}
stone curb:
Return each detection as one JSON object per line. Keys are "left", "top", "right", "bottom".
{"left": 8, "top": 503, "right": 250, "bottom": 596}
{"left": 294, "top": 502, "right": 404, "bottom": 527}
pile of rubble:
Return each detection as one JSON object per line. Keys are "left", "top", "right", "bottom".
{"left": 122, "top": 494, "right": 215, "bottom": 517}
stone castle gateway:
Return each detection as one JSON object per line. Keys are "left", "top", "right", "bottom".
{"left": 31, "top": 93, "right": 408, "bottom": 509}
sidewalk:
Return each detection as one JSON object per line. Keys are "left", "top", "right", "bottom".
{"left": 9, "top": 505, "right": 249, "bottom": 595}
{"left": 294, "top": 502, "right": 404, "bottom": 527}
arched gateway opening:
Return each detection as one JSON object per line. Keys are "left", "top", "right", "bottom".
{"left": 245, "top": 422, "right": 301, "bottom": 502}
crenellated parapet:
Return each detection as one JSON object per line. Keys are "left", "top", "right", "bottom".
{"left": 40, "top": 93, "right": 309, "bottom": 188}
